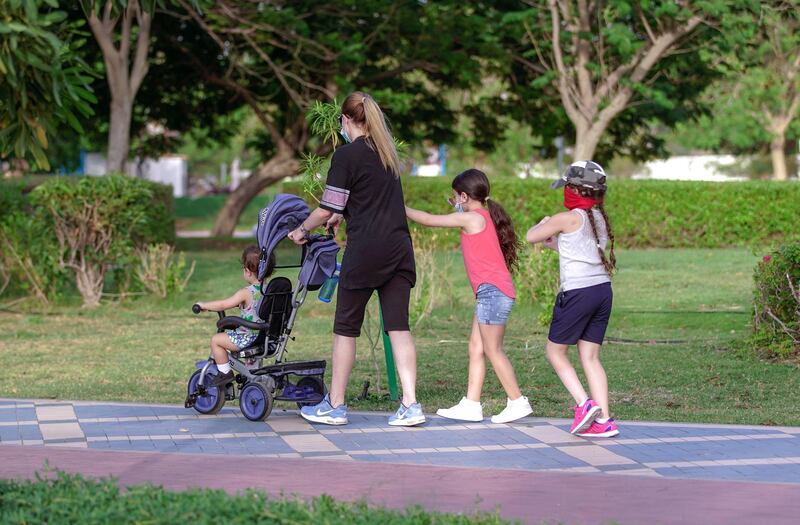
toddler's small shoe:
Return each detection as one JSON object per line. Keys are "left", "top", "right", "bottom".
{"left": 207, "top": 370, "right": 234, "bottom": 388}
{"left": 576, "top": 418, "right": 620, "bottom": 438}
{"left": 437, "top": 397, "right": 484, "bottom": 422}
{"left": 491, "top": 396, "right": 533, "bottom": 424}
{"left": 388, "top": 402, "right": 426, "bottom": 426}
{"left": 570, "top": 399, "right": 601, "bottom": 434}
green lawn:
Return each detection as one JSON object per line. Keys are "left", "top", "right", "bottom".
{"left": 2, "top": 247, "right": 799, "bottom": 426}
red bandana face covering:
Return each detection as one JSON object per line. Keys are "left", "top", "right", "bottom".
{"left": 563, "top": 187, "right": 601, "bottom": 210}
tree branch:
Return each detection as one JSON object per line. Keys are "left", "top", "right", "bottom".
{"left": 129, "top": 2, "right": 152, "bottom": 96}
{"left": 119, "top": 0, "right": 135, "bottom": 65}
{"left": 547, "top": 0, "right": 582, "bottom": 125}
{"left": 240, "top": 33, "right": 307, "bottom": 109}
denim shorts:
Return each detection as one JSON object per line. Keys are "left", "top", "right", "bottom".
{"left": 475, "top": 283, "right": 515, "bottom": 325}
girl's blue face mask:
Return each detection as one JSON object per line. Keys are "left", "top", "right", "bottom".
{"left": 339, "top": 115, "right": 351, "bottom": 143}
{"left": 448, "top": 194, "right": 465, "bottom": 213}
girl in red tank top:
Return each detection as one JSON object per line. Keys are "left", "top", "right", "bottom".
{"left": 406, "top": 169, "right": 532, "bottom": 424}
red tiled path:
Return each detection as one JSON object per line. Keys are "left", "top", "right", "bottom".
{"left": 2, "top": 445, "right": 799, "bottom": 525}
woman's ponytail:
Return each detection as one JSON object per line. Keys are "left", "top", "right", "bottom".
{"left": 342, "top": 92, "right": 401, "bottom": 176}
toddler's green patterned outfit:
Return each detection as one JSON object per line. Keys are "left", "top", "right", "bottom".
{"left": 227, "top": 284, "right": 263, "bottom": 348}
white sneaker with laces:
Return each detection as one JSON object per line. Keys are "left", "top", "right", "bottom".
{"left": 436, "top": 397, "right": 484, "bottom": 422}
{"left": 491, "top": 396, "right": 533, "bottom": 424}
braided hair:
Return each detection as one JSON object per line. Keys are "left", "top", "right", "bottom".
{"left": 569, "top": 184, "right": 617, "bottom": 276}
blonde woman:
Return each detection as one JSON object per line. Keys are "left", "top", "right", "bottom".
{"left": 288, "top": 92, "right": 423, "bottom": 427}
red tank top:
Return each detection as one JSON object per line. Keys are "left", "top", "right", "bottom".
{"left": 460, "top": 208, "right": 516, "bottom": 299}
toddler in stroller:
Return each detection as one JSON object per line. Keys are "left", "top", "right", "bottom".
{"left": 185, "top": 194, "right": 340, "bottom": 421}
{"left": 194, "top": 245, "right": 276, "bottom": 386}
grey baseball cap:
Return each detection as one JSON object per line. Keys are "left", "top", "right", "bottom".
{"left": 551, "top": 160, "right": 608, "bottom": 190}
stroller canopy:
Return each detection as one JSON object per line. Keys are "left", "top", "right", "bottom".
{"left": 256, "top": 194, "right": 310, "bottom": 281}
{"left": 255, "top": 193, "right": 339, "bottom": 288}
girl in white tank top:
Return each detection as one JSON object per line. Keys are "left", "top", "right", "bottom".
{"left": 526, "top": 160, "right": 619, "bottom": 438}
{"left": 558, "top": 208, "right": 611, "bottom": 292}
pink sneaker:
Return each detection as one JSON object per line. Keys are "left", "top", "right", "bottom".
{"left": 569, "top": 399, "right": 601, "bottom": 434}
{"left": 576, "top": 418, "right": 620, "bottom": 438}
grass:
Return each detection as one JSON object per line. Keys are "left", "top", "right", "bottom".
{"left": 2, "top": 247, "right": 799, "bottom": 426}
{"left": 0, "top": 471, "right": 509, "bottom": 524}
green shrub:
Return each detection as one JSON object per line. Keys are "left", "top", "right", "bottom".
{"left": 134, "top": 243, "right": 195, "bottom": 298}
{"left": 752, "top": 242, "right": 800, "bottom": 357}
{"left": 0, "top": 471, "right": 509, "bottom": 524}
{"left": 284, "top": 178, "right": 800, "bottom": 249}
{"left": 514, "top": 245, "right": 560, "bottom": 326}
{"left": 0, "top": 180, "right": 26, "bottom": 219}
{"left": 140, "top": 181, "right": 176, "bottom": 245}
{"left": 26, "top": 176, "right": 175, "bottom": 307}
{"left": 0, "top": 181, "right": 66, "bottom": 302}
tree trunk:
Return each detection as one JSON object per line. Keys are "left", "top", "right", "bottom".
{"left": 771, "top": 132, "right": 788, "bottom": 181}
{"left": 211, "top": 149, "right": 300, "bottom": 236}
{"left": 572, "top": 122, "right": 605, "bottom": 161}
{"left": 107, "top": 95, "right": 132, "bottom": 173}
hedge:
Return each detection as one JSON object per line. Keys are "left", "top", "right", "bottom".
{"left": 285, "top": 178, "right": 800, "bottom": 248}
{"left": 0, "top": 175, "right": 175, "bottom": 246}
{"left": 0, "top": 472, "right": 509, "bottom": 524}
{"left": 0, "top": 176, "right": 175, "bottom": 303}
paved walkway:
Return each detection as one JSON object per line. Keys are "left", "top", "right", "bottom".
{"left": 2, "top": 397, "right": 800, "bottom": 523}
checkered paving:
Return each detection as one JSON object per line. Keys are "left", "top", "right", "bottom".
{"left": 2, "top": 398, "right": 800, "bottom": 484}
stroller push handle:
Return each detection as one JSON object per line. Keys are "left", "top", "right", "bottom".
{"left": 306, "top": 232, "right": 334, "bottom": 243}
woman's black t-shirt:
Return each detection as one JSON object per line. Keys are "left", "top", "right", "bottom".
{"left": 319, "top": 136, "right": 416, "bottom": 290}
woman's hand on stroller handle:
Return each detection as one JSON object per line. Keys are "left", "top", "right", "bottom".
{"left": 287, "top": 226, "right": 308, "bottom": 245}
{"left": 326, "top": 213, "right": 343, "bottom": 235}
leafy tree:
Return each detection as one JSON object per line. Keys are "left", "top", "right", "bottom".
{"left": 168, "top": 0, "right": 505, "bottom": 236}
{"left": 43, "top": 2, "right": 243, "bottom": 172}
{"left": 0, "top": 0, "right": 95, "bottom": 170}
{"left": 79, "top": 0, "right": 157, "bottom": 172}
{"left": 675, "top": 1, "right": 799, "bottom": 180}
{"left": 500, "top": 0, "right": 754, "bottom": 162}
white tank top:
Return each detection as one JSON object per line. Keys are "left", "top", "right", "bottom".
{"left": 557, "top": 209, "right": 611, "bottom": 292}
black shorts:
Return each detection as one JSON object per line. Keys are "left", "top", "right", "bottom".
{"left": 548, "top": 282, "right": 613, "bottom": 345}
{"left": 333, "top": 274, "right": 412, "bottom": 337}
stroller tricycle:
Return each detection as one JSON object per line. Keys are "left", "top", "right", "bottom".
{"left": 185, "top": 194, "right": 339, "bottom": 421}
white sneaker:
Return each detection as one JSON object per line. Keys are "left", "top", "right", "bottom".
{"left": 436, "top": 397, "right": 484, "bottom": 422}
{"left": 491, "top": 396, "right": 533, "bottom": 424}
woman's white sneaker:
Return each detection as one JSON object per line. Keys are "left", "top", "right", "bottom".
{"left": 491, "top": 396, "right": 533, "bottom": 424}
{"left": 436, "top": 397, "right": 484, "bottom": 422}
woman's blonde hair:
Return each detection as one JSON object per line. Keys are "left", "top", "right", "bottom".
{"left": 341, "top": 91, "right": 401, "bottom": 176}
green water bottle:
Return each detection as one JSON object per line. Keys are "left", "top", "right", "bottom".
{"left": 318, "top": 263, "right": 341, "bottom": 303}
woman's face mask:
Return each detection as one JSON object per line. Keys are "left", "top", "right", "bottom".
{"left": 339, "top": 115, "right": 351, "bottom": 143}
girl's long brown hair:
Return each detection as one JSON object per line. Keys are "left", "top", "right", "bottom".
{"left": 341, "top": 91, "right": 400, "bottom": 176}
{"left": 452, "top": 169, "right": 520, "bottom": 273}
{"left": 568, "top": 184, "right": 617, "bottom": 276}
